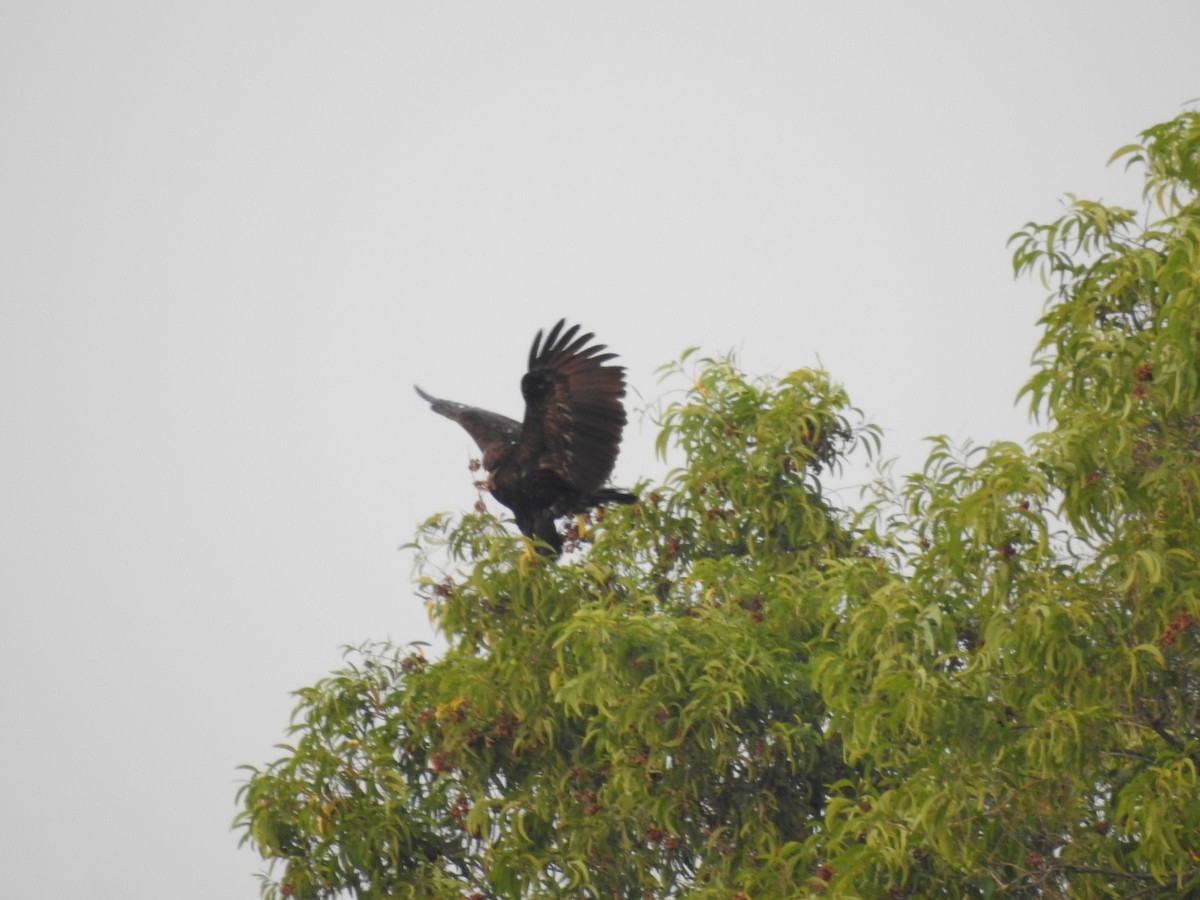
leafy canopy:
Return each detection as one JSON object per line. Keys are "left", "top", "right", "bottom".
{"left": 237, "top": 109, "right": 1200, "bottom": 898}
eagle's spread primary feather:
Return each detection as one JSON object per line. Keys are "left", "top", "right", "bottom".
{"left": 416, "top": 320, "right": 636, "bottom": 555}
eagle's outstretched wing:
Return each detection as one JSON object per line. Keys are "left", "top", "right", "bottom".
{"left": 413, "top": 386, "right": 521, "bottom": 472}
{"left": 514, "top": 319, "right": 628, "bottom": 493}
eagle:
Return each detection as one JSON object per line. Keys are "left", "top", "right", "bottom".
{"left": 416, "top": 320, "right": 636, "bottom": 556}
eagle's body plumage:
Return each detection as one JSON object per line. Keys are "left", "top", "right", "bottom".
{"left": 416, "top": 320, "right": 636, "bottom": 555}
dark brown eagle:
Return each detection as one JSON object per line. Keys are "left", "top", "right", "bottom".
{"left": 416, "top": 320, "right": 636, "bottom": 555}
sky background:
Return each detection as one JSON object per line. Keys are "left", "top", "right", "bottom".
{"left": 1, "top": 3, "right": 1197, "bottom": 896}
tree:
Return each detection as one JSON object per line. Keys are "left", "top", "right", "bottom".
{"left": 237, "top": 110, "right": 1200, "bottom": 898}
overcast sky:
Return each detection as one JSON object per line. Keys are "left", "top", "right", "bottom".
{"left": 1, "top": 3, "right": 1197, "bottom": 897}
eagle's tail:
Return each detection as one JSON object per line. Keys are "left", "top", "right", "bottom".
{"left": 591, "top": 488, "right": 637, "bottom": 506}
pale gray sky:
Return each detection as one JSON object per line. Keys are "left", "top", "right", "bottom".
{"left": 1, "top": 3, "right": 1196, "bottom": 896}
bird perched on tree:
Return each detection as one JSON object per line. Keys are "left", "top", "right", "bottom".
{"left": 415, "top": 320, "right": 637, "bottom": 556}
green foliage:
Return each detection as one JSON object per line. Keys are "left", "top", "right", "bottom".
{"left": 238, "top": 110, "right": 1200, "bottom": 897}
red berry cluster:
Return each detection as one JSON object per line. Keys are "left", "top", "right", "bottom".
{"left": 429, "top": 750, "right": 455, "bottom": 775}
{"left": 448, "top": 794, "right": 471, "bottom": 831}
{"left": 1160, "top": 611, "right": 1195, "bottom": 647}
{"left": 1133, "top": 362, "right": 1154, "bottom": 399}
{"left": 573, "top": 786, "right": 600, "bottom": 816}
{"left": 737, "top": 595, "right": 765, "bottom": 623}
